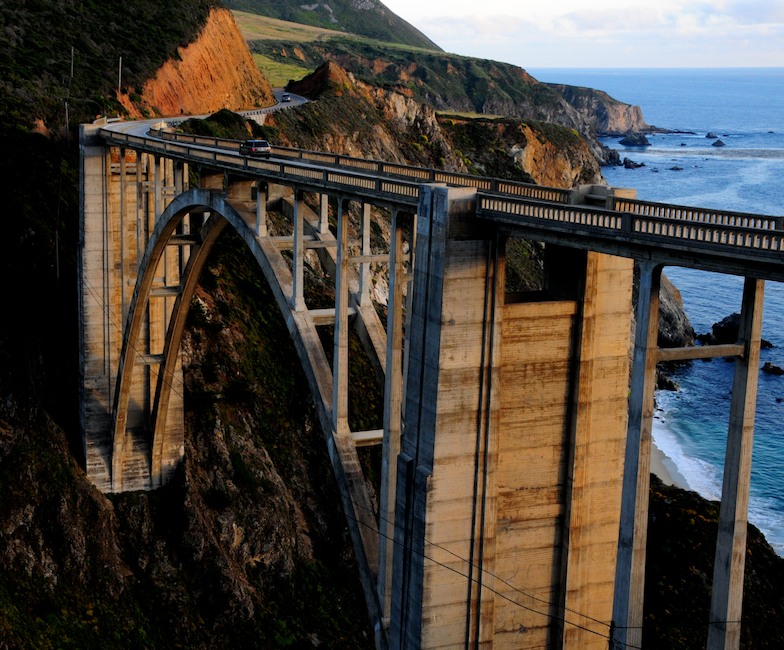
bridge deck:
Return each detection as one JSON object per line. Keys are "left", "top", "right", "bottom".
{"left": 100, "top": 126, "right": 784, "bottom": 282}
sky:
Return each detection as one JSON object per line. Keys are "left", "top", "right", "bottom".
{"left": 381, "top": 0, "right": 784, "bottom": 68}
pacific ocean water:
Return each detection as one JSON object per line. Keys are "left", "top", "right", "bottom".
{"left": 530, "top": 68, "right": 784, "bottom": 555}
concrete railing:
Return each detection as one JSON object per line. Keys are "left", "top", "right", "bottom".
{"left": 147, "top": 128, "right": 573, "bottom": 204}
{"left": 105, "top": 128, "right": 784, "bottom": 268}
{"left": 614, "top": 196, "right": 784, "bottom": 231}
{"left": 479, "top": 194, "right": 784, "bottom": 255}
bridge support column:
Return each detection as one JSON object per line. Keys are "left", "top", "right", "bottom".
{"left": 560, "top": 250, "right": 634, "bottom": 649}
{"left": 333, "top": 198, "right": 350, "bottom": 436}
{"left": 707, "top": 278, "right": 764, "bottom": 650}
{"left": 378, "top": 207, "right": 408, "bottom": 636}
{"left": 390, "top": 186, "right": 636, "bottom": 649}
{"left": 292, "top": 189, "right": 306, "bottom": 311}
{"left": 359, "top": 202, "right": 372, "bottom": 305}
{"left": 391, "top": 184, "right": 501, "bottom": 649}
{"left": 255, "top": 181, "right": 268, "bottom": 237}
{"left": 319, "top": 192, "right": 330, "bottom": 234}
{"left": 79, "top": 124, "right": 117, "bottom": 489}
{"left": 612, "top": 260, "right": 662, "bottom": 650}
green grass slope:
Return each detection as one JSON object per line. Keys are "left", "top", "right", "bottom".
{"left": 224, "top": 0, "right": 440, "bottom": 50}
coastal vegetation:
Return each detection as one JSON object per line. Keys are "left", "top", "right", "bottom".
{"left": 223, "top": 0, "right": 440, "bottom": 50}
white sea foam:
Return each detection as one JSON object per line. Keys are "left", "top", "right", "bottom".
{"left": 653, "top": 394, "right": 722, "bottom": 501}
{"left": 654, "top": 389, "right": 784, "bottom": 555}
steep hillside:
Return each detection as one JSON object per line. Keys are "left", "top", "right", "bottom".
{"left": 0, "top": 0, "right": 220, "bottom": 131}
{"left": 117, "top": 8, "right": 275, "bottom": 118}
{"left": 267, "top": 61, "right": 603, "bottom": 186}
{"left": 0, "top": 232, "right": 374, "bottom": 650}
{"left": 224, "top": 0, "right": 440, "bottom": 50}
{"left": 249, "top": 36, "right": 646, "bottom": 162}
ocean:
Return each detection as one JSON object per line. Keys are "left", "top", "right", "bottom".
{"left": 530, "top": 68, "right": 784, "bottom": 555}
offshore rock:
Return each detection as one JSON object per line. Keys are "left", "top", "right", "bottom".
{"left": 763, "top": 362, "right": 784, "bottom": 376}
{"left": 619, "top": 132, "right": 651, "bottom": 146}
{"left": 696, "top": 312, "right": 773, "bottom": 348}
{"left": 623, "top": 157, "right": 645, "bottom": 168}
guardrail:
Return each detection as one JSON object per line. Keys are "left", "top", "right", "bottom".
{"left": 478, "top": 194, "right": 784, "bottom": 256}
{"left": 101, "top": 129, "right": 422, "bottom": 207}
{"left": 614, "top": 196, "right": 784, "bottom": 231}
{"left": 103, "top": 127, "right": 784, "bottom": 269}
{"left": 148, "top": 129, "right": 573, "bottom": 204}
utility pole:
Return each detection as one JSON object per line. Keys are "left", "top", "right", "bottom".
{"left": 118, "top": 56, "right": 122, "bottom": 94}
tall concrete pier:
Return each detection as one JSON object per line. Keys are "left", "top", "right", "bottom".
{"left": 391, "top": 185, "right": 633, "bottom": 649}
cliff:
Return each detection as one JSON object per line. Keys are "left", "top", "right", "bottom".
{"left": 118, "top": 8, "right": 274, "bottom": 118}
{"left": 548, "top": 83, "right": 651, "bottom": 136}
{"left": 250, "top": 36, "right": 645, "bottom": 161}
{"left": 272, "top": 61, "right": 603, "bottom": 187}
{"left": 440, "top": 115, "right": 603, "bottom": 187}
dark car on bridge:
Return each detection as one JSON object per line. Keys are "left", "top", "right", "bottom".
{"left": 239, "top": 139, "right": 272, "bottom": 158}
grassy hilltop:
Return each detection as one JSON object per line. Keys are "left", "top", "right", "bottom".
{"left": 223, "top": 0, "right": 440, "bottom": 50}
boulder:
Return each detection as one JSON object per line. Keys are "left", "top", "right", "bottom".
{"left": 696, "top": 312, "right": 773, "bottom": 348}
{"left": 712, "top": 139, "right": 726, "bottom": 147}
{"left": 762, "top": 362, "right": 784, "bottom": 376}
{"left": 619, "top": 132, "right": 651, "bottom": 146}
{"left": 623, "top": 157, "right": 645, "bottom": 169}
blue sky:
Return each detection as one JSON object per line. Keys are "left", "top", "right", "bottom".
{"left": 382, "top": 0, "right": 784, "bottom": 68}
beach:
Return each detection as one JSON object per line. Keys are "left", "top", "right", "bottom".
{"left": 651, "top": 439, "right": 690, "bottom": 490}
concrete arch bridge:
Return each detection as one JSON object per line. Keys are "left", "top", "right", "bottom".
{"left": 79, "top": 119, "right": 784, "bottom": 650}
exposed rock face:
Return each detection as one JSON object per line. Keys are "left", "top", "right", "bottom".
{"left": 439, "top": 117, "right": 604, "bottom": 187}
{"left": 119, "top": 8, "right": 274, "bottom": 118}
{"left": 508, "top": 123, "right": 603, "bottom": 186}
{"left": 280, "top": 62, "right": 603, "bottom": 187}
{"left": 257, "top": 39, "right": 632, "bottom": 164}
{"left": 658, "top": 274, "right": 696, "bottom": 348}
{"left": 548, "top": 83, "right": 651, "bottom": 136}
{"left": 278, "top": 61, "right": 468, "bottom": 168}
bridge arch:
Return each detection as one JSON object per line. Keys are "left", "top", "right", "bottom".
{"left": 111, "top": 190, "right": 230, "bottom": 490}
